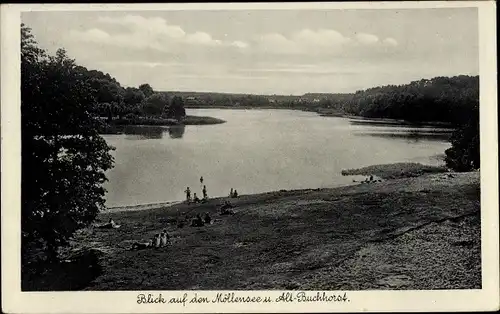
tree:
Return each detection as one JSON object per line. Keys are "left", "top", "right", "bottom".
{"left": 167, "top": 96, "right": 186, "bottom": 120}
{"left": 21, "top": 24, "right": 115, "bottom": 262}
{"left": 141, "top": 93, "right": 169, "bottom": 116}
{"left": 124, "top": 87, "right": 146, "bottom": 107}
{"left": 445, "top": 102, "right": 480, "bottom": 171}
{"left": 138, "top": 83, "right": 154, "bottom": 98}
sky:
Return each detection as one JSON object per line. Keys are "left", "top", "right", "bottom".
{"left": 22, "top": 8, "right": 479, "bottom": 95}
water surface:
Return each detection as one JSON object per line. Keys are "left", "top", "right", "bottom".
{"left": 102, "top": 109, "right": 451, "bottom": 207}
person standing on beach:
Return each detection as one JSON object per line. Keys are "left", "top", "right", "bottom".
{"left": 202, "top": 185, "right": 208, "bottom": 200}
{"left": 185, "top": 187, "right": 191, "bottom": 202}
{"left": 200, "top": 176, "right": 204, "bottom": 185}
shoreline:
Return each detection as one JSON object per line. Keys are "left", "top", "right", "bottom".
{"left": 104, "top": 162, "right": 448, "bottom": 213}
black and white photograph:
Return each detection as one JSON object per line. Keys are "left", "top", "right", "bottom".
{"left": 1, "top": 1, "right": 498, "bottom": 313}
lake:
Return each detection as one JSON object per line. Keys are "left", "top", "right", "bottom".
{"left": 102, "top": 109, "right": 452, "bottom": 208}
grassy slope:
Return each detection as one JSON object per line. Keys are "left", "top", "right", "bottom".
{"left": 341, "top": 163, "right": 448, "bottom": 180}
{"left": 69, "top": 171, "right": 480, "bottom": 291}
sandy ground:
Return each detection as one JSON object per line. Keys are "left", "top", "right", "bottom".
{"left": 46, "top": 171, "right": 480, "bottom": 291}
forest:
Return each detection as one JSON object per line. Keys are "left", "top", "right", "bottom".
{"left": 342, "top": 75, "right": 479, "bottom": 125}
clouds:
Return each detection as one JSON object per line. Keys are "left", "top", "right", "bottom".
{"left": 252, "top": 28, "right": 397, "bottom": 55}
{"left": 69, "top": 14, "right": 247, "bottom": 51}
{"left": 22, "top": 9, "right": 478, "bottom": 94}
{"left": 355, "top": 32, "right": 379, "bottom": 45}
{"left": 382, "top": 37, "right": 398, "bottom": 47}
{"left": 69, "top": 14, "right": 398, "bottom": 56}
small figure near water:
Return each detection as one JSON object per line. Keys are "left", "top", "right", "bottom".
{"left": 200, "top": 176, "right": 204, "bottom": 185}
{"left": 229, "top": 188, "right": 233, "bottom": 197}
{"left": 185, "top": 187, "right": 191, "bottom": 203}
{"left": 232, "top": 189, "right": 238, "bottom": 198}
{"left": 202, "top": 185, "right": 208, "bottom": 200}
{"left": 193, "top": 193, "right": 200, "bottom": 203}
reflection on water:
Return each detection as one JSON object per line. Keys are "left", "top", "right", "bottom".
{"left": 349, "top": 119, "right": 453, "bottom": 143}
{"left": 112, "top": 125, "right": 186, "bottom": 140}
{"left": 349, "top": 119, "right": 453, "bottom": 129}
{"left": 354, "top": 130, "right": 452, "bottom": 143}
{"left": 123, "top": 126, "right": 165, "bottom": 140}
{"left": 168, "top": 125, "right": 185, "bottom": 139}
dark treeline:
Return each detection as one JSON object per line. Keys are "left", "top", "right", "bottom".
{"left": 77, "top": 70, "right": 187, "bottom": 124}
{"left": 343, "top": 75, "right": 479, "bottom": 125}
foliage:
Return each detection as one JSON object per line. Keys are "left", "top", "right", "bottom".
{"left": 341, "top": 163, "right": 448, "bottom": 180}
{"left": 21, "top": 24, "right": 115, "bottom": 261}
{"left": 141, "top": 93, "right": 169, "bottom": 116}
{"left": 124, "top": 87, "right": 146, "bottom": 107}
{"left": 342, "top": 76, "right": 479, "bottom": 125}
{"left": 445, "top": 102, "right": 480, "bottom": 171}
{"left": 166, "top": 96, "right": 186, "bottom": 120}
{"left": 139, "top": 83, "right": 154, "bottom": 98}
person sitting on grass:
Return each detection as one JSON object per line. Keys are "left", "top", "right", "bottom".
{"left": 97, "top": 218, "right": 121, "bottom": 229}
{"left": 154, "top": 233, "right": 161, "bottom": 248}
{"left": 220, "top": 201, "right": 235, "bottom": 215}
{"left": 193, "top": 193, "right": 200, "bottom": 203}
{"left": 204, "top": 212, "right": 212, "bottom": 224}
{"left": 177, "top": 219, "right": 186, "bottom": 228}
{"left": 131, "top": 239, "right": 153, "bottom": 250}
{"left": 191, "top": 213, "right": 205, "bottom": 227}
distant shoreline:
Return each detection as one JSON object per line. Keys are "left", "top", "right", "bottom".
{"left": 186, "top": 106, "right": 455, "bottom": 128}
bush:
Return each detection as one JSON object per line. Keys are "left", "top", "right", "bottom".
{"left": 445, "top": 105, "right": 480, "bottom": 171}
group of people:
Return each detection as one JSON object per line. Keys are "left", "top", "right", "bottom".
{"left": 184, "top": 176, "right": 240, "bottom": 203}
{"left": 176, "top": 211, "right": 213, "bottom": 228}
{"left": 229, "top": 188, "right": 239, "bottom": 198}
{"left": 129, "top": 176, "right": 243, "bottom": 250}
{"left": 184, "top": 176, "right": 209, "bottom": 203}
{"left": 131, "top": 229, "right": 171, "bottom": 250}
